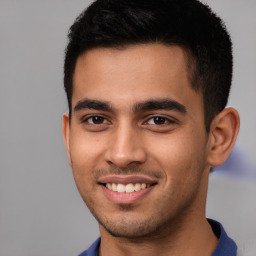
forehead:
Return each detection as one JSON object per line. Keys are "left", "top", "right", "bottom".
{"left": 72, "top": 43, "right": 202, "bottom": 112}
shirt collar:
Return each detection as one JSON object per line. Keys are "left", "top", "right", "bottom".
{"left": 79, "top": 219, "right": 237, "bottom": 256}
{"left": 208, "top": 219, "right": 237, "bottom": 256}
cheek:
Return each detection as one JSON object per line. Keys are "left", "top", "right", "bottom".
{"left": 148, "top": 131, "right": 207, "bottom": 182}
{"left": 68, "top": 136, "right": 102, "bottom": 192}
{"left": 70, "top": 131, "right": 106, "bottom": 168}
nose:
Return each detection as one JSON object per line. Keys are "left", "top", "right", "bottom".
{"left": 104, "top": 124, "right": 147, "bottom": 168}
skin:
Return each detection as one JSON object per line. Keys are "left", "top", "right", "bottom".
{"left": 63, "top": 44, "right": 239, "bottom": 256}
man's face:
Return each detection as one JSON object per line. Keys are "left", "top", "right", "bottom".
{"left": 63, "top": 44, "right": 211, "bottom": 238}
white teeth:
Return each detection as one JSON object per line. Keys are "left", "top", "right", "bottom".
{"left": 106, "top": 182, "right": 151, "bottom": 192}
{"left": 134, "top": 183, "right": 141, "bottom": 191}
{"left": 112, "top": 183, "right": 117, "bottom": 191}
{"left": 125, "top": 183, "right": 134, "bottom": 193}
{"left": 117, "top": 184, "right": 126, "bottom": 193}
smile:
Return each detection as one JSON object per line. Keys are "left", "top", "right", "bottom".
{"left": 105, "top": 183, "right": 151, "bottom": 193}
{"left": 99, "top": 175, "right": 157, "bottom": 204}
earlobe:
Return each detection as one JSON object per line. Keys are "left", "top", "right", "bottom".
{"left": 62, "top": 113, "right": 72, "bottom": 166}
{"left": 207, "top": 107, "right": 240, "bottom": 167}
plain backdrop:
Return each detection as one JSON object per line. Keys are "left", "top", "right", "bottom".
{"left": 0, "top": 1, "right": 255, "bottom": 255}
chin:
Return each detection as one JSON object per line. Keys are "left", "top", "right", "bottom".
{"left": 97, "top": 212, "right": 178, "bottom": 239}
{"left": 101, "top": 222, "right": 160, "bottom": 239}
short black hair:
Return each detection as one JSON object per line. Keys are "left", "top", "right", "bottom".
{"left": 64, "top": 0, "right": 233, "bottom": 132}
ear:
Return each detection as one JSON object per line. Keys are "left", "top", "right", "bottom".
{"left": 62, "top": 113, "right": 72, "bottom": 166}
{"left": 207, "top": 107, "right": 240, "bottom": 167}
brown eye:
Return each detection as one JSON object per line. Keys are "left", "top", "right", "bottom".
{"left": 153, "top": 116, "right": 166, "bottom": 125}
{"left": 86, "top": 116, "right": 107, "bottom": 124}
{"left": 147, "top": 116, "right": 175, "bottom": 125}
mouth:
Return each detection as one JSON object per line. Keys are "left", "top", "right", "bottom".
{"left": 98, "top": 176, "right": 157, "bottom": 204}
{"left": 105, "top": 182, "right": 153, "bottom": 193}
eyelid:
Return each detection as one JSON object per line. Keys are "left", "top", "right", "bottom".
{"left": 143, "top": 115, "right": 177, "bottom": 125}
{"left": 81, "top": 114, "right": 111, "bottom": 124}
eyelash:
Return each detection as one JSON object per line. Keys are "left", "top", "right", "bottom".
{"left": 82, "top": 115, "right": 110, "bottom": 125}
{"left": 145, "top": 115, "right": 176, "bottom": 125}
{"left": 81, "top": 115, "right": 176, "bottom": 126}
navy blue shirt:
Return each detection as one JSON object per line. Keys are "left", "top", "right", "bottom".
{"left": 78, "top": 219, "right": 237, "bottom": 256}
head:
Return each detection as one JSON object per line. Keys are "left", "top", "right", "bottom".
{"left": 62, "top": 0, "right": 239, "bottom": 239}
{"left": 64, "top": 0, "right": 233, "bottom": 132}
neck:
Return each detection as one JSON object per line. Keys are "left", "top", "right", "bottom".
{"left": 99, "top": 217, "right": 218, "bottom": 256}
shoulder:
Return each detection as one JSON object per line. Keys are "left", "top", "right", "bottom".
{"left": 208, "top": 219, "right": 237, "bottom": 256}
{"left": 78, "top": 238, "right": 101, "bottom": 256}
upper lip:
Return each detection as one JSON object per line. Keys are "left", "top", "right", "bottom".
{"left": 98, "top": 175, "right": 158, "bottom": 185}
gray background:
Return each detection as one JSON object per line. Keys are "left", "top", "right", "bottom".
{"left": 0, "top": 1, "right": 255, "bottom": 255}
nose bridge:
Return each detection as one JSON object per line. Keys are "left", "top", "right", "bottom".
{"left": 105, "top": 120, "right": 146, "bottom": 167}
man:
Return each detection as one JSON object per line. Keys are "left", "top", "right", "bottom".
{"left": 62, "top": 0, "right": 240, "bottom": 255}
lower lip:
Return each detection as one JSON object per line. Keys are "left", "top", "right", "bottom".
{"left": 101, "top": 185, "right": 154, "bottom": 204}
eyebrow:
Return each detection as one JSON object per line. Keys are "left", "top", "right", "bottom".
{"left": 74, "top": 99, "right": 113, "bottom": 112}
{"left": 134, "top": 98, "right": 187, "bottom": 114}
{"left": 73, "top": 98, "right": 187, "bottom": 114}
